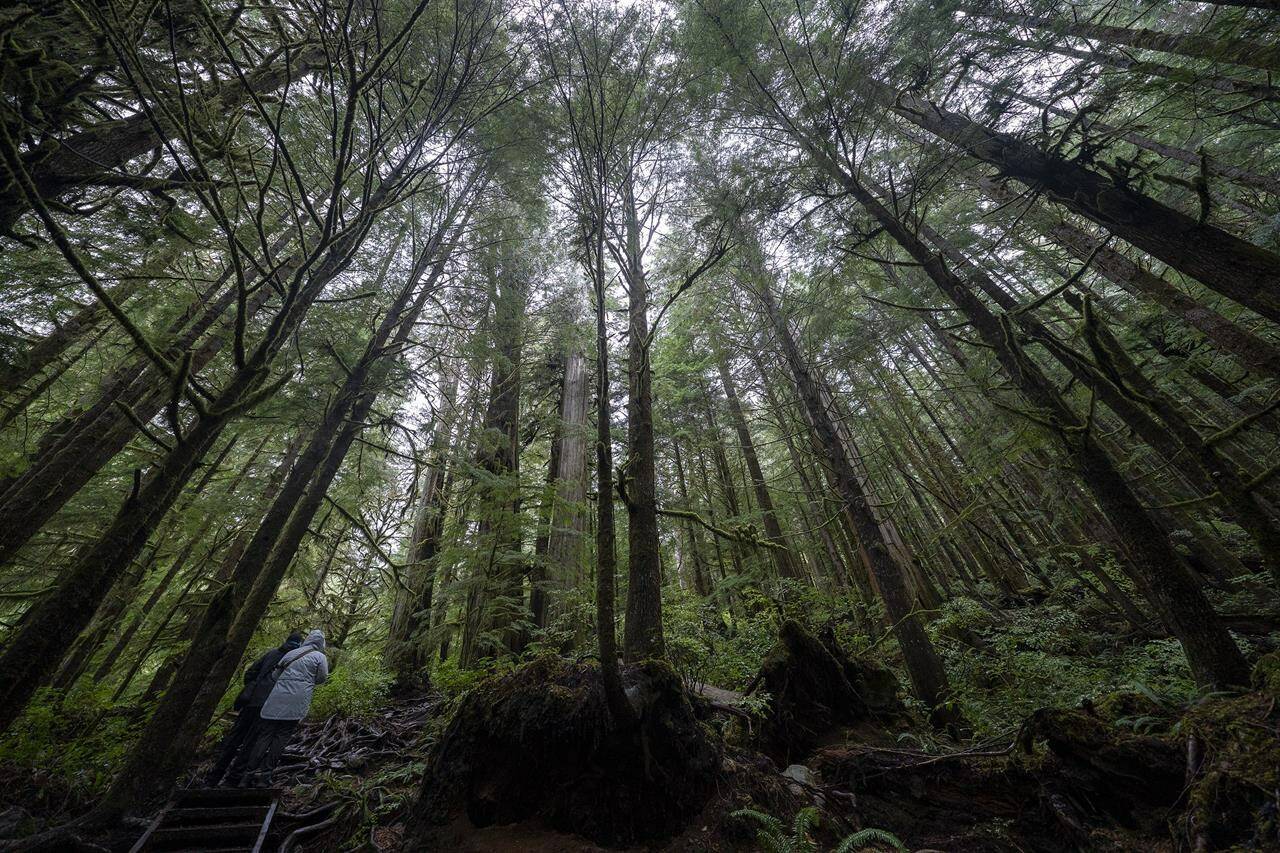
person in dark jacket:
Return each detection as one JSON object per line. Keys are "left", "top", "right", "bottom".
{"left": 202, "top": 631, "right": 302, "bottom": 787}
{"left": 240, "top": 629, "right": 329, "bottom": 787}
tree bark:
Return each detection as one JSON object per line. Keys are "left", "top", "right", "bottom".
{"left": 715, "top": 349, "right": 803, "bottom": 580}
{"left": 386, "top": 381, "right": 457, "bottom": 683}
{"left": 0, "top": 51, "right": 322, "bottom": 234}
{"left": 537, "top": 349, "right": 590, "bottom": 623}
{"left": 93, "top": 184, "right": 473, "bottom": 818}
{"left": 758, "top": 280, "right": 955, "bottom": 716}
{"left": 621, "top": 177, "right": 665, "bottom": 662}
{"left": 458, "top": 262, "right": 526, "bottom": 668}
{"left": 979, "top": 178, "right": 1280, "bottom": 380}
{"left": 968, "top": 5, "right": 1280, "bottom": 73}
{"left": 856, "top": 75, "right": 1280, "bottom": 321}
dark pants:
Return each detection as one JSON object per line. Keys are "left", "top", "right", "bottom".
{"left": 241, "top": 718, "right": 299, "bottom": 783}
{"left": 205, "top": 709, "right": 261, "bottom": 785}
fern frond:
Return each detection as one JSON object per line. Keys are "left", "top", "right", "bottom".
{"left": 834, "top": 826, "right": 908, "bottom": 852}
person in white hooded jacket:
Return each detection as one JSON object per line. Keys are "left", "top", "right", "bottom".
{"left": 239, "top": 628, "right": 328, "bottom": 786}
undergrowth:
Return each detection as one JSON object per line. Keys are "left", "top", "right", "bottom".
{"left": 309, "top": 648, "right": 394, "bottom": 719}
{"left": 0, "top": 686, "right": 140, "bottom": 805}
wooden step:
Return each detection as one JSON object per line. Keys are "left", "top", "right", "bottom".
{"left": 172, "top": 786, "right": 279, "bottom": 806}
{"left": 166, "top": 805, "right": 270, "bottom": 824}
{"left": 147, "top": 821, "right": 263, "bottom": 848}
{"left": 130, "top": 789, "right": 279, "bottom": 853}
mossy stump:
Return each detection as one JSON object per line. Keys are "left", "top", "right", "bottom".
{"left": 755, "top": 620, "right": 903, "bottom": 762}
{"left": 405, "top": 656, "right": 720, "bottom": 848}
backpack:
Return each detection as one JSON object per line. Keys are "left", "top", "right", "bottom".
{"left": 232, "top": 646, "right": 291, "bottom": 710}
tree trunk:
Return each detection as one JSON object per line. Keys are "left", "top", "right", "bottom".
{"left": 458, "top": 263, "right": 526, "bottom": 668}
{"left": 386, "top": 384, "right": 456, "bottom": 683}
{"left": 0, "top": 51, "right": 322, "bottom": 234}
{"left": 672, "top": 438, "right": 712, "bottom": 596}
{"left": 621, "top": 178, "right": 664, "bottom": 662}
{"left": 0, "top": 246, "right": 294, "bottom": 567}
{"left": 538, "top": 349, "right": 590, "bottom": 623}
{"left": 802, "top": 144, "right": 1248, "bottom": 687}
{"left": 979, "top": 178, "right": 1280, "bottom": 380}
{"left": 715, "top": 349, "right": 803, "bottom": 580}
{"left": 987, "top": 85, "right": 1280, "bottom": 197}
{"left": 968, "top": 6, "right": 1280, "bottom": 73}
{"left": 93, "top": 186, "right": 473, "bottom": 819}
{"left": 856, "top": 75, "right": 1280, "bottom": 321}
{"left": 757, "top": 278, "right": 955, "bottom": 716}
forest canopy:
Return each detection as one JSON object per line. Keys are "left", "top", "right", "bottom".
{"left": 1, "top": 0, "right": 1279, "bottom": 850}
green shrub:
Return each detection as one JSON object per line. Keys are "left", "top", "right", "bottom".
{"left": 0, "top": 686, "right": 140, "bottom": 799}
{"left": 430, "top": 656, "right": 487, "bottom": 698}
{"left": 309, "top": 649, "right": 394, "bottom": 720}
{"left": 930, "top": 596, "right": 1196, "bottom": 735}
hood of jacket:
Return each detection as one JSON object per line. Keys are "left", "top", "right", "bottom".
{"left": 303, "top": 629, "right": 325, "bottom": 651}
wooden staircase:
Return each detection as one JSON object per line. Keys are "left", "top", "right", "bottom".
{"left": 129, "top": 787, "right": 280, "bottom": 853}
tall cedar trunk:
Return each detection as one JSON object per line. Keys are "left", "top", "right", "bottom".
{"left": 967, "top": 6, "right": 1280, "bottom": 74}
{"left": 854, "top": 74, "right": 1280, "bottom": 321}
{"left": 621, "top": 179, "right": 664, "bottom": 662}
{"left": 92, "top": 194, "right": 470, "bottom": 819}
{"left": 430, "top": 370, "right": 488, "bottom": 662}
{"left": 803, "top": 145, "right": 1249, "bottom": 687}
{"left": 458, "top": 267, "right": 525, "bottom": 668}
{"left": 757, "top": 281, "right": 955, "bottom": 716}
{"left": 386, "top": 402, "right": 455, "bottom": 682}
{"left": 538, "top": 349, "right": 590, "bottom": 624}
{"left": 978, "top": 178, "right": 1280, "bottom": 380}
{"left": 589, "top": 209, "right": 636, "bottom": 728}
{"left": 530, "top": 408, "right": 564, "bottom": 635}
{"left": 715, "top": 350, "right": 802, "bottom": 580}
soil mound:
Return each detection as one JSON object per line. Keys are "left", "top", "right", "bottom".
{"left": 405, "top": 657, "right": 720, "bottom": 848}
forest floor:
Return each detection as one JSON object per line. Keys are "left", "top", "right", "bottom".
{"left": 5, "top": 600, "right": 1280, "bottom": 852}
{"left": 253, "top": 629, "right": 1280, "bottom": 852}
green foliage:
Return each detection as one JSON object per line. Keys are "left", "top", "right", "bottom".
{"left": 0, "top": 687, "right": 140, "bottom": 800}
{"left": 835, "top": 827, "right": 909, "bottom": 852}
{"left": 309, "top": 649, "right": 394, "bottom": 720}
{"left": 430, "top": 656, "right": 488, "bottom": 698}
{"left": 730, "top": 806, "right": 906, "bottom": 852}
{"left": 929, "top": 596, "right": 1197, "bottom": 736}
{"left": 731, "top": 806, "right": 819, "bottom": 853}
{"left": 662, "top": 581, "right": 873, "bottom": 691}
